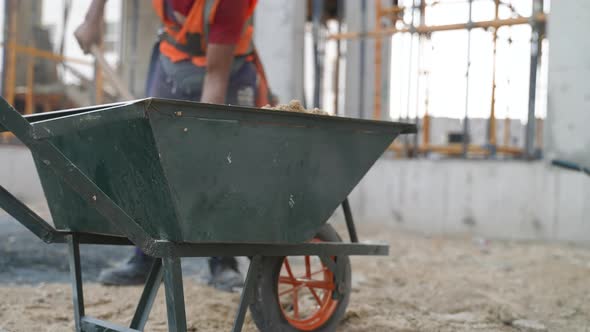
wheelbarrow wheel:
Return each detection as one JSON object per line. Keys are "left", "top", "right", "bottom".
{"left": 250, "top": 224, "right": 351, "bottom": 332}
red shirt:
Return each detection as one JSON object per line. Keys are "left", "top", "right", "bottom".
{"left": 168, "top": 0, "right": 250, "bottom": 44}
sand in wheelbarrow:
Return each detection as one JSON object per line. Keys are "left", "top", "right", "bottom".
{"left": 262, "top": 99, "right": 330, "bottom": 116}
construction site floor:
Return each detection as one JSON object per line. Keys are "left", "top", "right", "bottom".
{"left": 1, "top": 213, "right": 589, "bottom": 331}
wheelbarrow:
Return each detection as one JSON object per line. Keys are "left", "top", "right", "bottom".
{"left": 0, "top": 97, "right": 416, "bottom": 332}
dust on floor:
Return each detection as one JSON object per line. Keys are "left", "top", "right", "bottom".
{"left": 1, "top": 223, "right": 589, "bottom": 332}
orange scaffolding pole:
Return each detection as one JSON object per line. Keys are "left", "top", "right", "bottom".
{"left": 1, "top": 0, "right": 18, "bottom": 143}
{"left": 4, "top": 0, "right": 18, "bottom": 106}
{"left": 389, "top": 143, "right": 523, "bottom": 156}
{"left": 94, "top": 30, "right": 105, "bottom": 104}
{"left": 25, "top": 56, "right": 35, "bottom": 115}
{"left": 0, "top": 43, "right": 93, "bottom": 66}
{"left": 503, "top": 117, "right": 511, "bottom": 145}
{"left": 422, "top": 113, "right": 430, "bottom": 146}
{"left": 328, "top": 14, "right": 547, "bottom": 40}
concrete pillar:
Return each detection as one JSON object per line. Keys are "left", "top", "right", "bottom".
{"left": 343, "top": 0, "right": 375, "bottom": 119}
{"left": 545, "top": 2, "right": 590, "bottom": 169}
{"left": 380, "top": 34, "right": 392, "bottom": 120}
{"left": 254, "top": 0, "right": 305, "bottom": 104}
{"left": 120, "top": 1, "right": 160, "bottom": 97}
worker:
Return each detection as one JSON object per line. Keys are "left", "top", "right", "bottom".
{"left": 74, "top": 0, "right": 276, "bottom": 292}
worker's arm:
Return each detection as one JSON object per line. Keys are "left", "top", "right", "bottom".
{"left": 200, "top": 0, "right": 250, "bottom": 104}
{"left": 74, "top": 0, "right": 108, "bottom": 54}
{"left": 200, "top": 44, "right": 236, "bottom": 104}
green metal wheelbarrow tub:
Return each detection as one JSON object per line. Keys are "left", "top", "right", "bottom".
{"left": 0, "top": 98, "right": 415, "bottom": 244}
{"left": 0, "top": 97, "right": 416, "bottom": 332}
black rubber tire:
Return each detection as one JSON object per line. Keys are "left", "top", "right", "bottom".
{"left": 249, "top": 224, "right": 352, "bottom": 332}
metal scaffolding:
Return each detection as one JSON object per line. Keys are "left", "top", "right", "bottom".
{"left": 328, "top": 0, "right": 547, "bottom": 158}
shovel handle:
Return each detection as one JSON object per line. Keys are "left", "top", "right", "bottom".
{"left": 90, "top": 45, "right": 135, "bottom": 100}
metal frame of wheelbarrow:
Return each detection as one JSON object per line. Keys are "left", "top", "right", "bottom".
{"left": 0, "top": 100, "right": 387, "bottom": 332}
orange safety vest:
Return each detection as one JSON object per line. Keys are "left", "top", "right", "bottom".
{"left": 152, "top": 0, "right": 257, "bottom": 67}
{"left": 152, "top": 0, "right": 276, "bottom": 107}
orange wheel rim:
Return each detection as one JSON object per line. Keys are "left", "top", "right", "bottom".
{"left": 277, "top": 239, "right": 338, "bottom": 331}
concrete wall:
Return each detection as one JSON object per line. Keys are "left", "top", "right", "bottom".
{"left": 2, "top": 146, "right": 588, "bottom": 243}
{"left": 545, "top": 1, "right": 590, "bottom": 169}
{"left": 120, "top": 1, "right": 160, "bottom": 97}
{"left": 335, "top": 158, "right": 590, "bottom": 243}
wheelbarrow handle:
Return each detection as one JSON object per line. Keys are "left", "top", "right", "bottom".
{"left": 0, "top": 96, "right": 37, "bottom": 144}
{"left": 0, "top": 184, "right": 64, "bottom": 243}
{"left": 551, "top": 159, "right": 590, "bottom": 176}
{"left": 0, "top": 97, "right": 62, "bottom": 242}
{"left": 0, "top": 97, "right": 160, "bottom": 253}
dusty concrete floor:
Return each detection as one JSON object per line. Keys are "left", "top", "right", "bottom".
{"left": 1, "top": 213, "right": 590, "bottom": 332}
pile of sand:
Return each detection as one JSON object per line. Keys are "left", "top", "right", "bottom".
{"left": 262, "top": 100, "right": 330, "bottom": 116}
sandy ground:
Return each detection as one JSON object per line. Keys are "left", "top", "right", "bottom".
{"left": 1, "top": 223, "right": 590, "bottom": 332}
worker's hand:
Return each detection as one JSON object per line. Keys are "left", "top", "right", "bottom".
{"left": 74, "top": 0, "right": 107, "bottom": 54}
{"left": 74, "top": 20, "right": 102, "bottom": 54}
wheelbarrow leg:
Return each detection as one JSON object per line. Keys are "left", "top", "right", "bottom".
{"left": 130, "top": 258, "right": 164, "bottom": 331}
{"left": 67, "top": 235, "right": 85, "bottom": 332}
{"left": 342, "top": 198, "right": 359, "bottom": 243}
{"left": 163, "top": 257, "right": 187, "bottom": 332}
{"left": 231, "top": 255, "right": 261, "bottom": 332}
